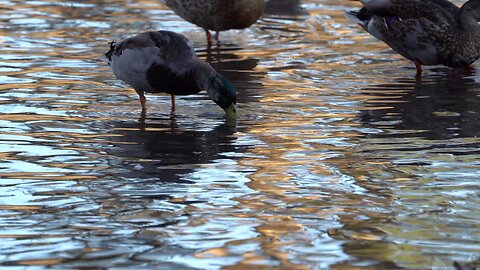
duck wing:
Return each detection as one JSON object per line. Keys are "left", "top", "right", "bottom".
{"left": 360, "top": 0, "right": 458, "bottom": 25}
{"left": 162, "top": 0, "right": 214, "bottom": 29}
{"left": 347, "top": 0, "right": 461, "bottom": 65}
{"left": 112, "top": 31, "right": 202, "bottom": 95}
{"left": 371, "top": 17, "right": 445, "bottom": 64}
{"left": 126, "top": 31, "right": 197, "bottom": 72}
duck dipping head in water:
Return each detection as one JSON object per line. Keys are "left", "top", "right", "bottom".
{"left": 105, "top": 31, "right": 237, "bottom": 119}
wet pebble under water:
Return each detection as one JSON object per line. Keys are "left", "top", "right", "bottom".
{"left": 0, "top": 0, "right": 479, "bottom": 269}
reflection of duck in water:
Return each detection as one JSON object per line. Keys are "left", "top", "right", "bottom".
{"left": 109, "top": 118, "right": 239, "bottom": 182}
{"left": 105, "top": 31, "right": 237, "bottom": 119}
{"left": 346, "top": 0, "right": 480, "bottom": 75}
{"left": 358, "top": 74, "right": 480, "bottom": 140}
{"left": 162, "top": 0, "right": 265, "bottom": 45}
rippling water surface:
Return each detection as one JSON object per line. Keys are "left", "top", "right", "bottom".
{"left": 0, "top": 0, "right": 479, "bottom": 269}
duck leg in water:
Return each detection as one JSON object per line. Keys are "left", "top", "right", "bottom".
{"left": 139, "top": 92, "right": 146, "bottom": 114}
{"left": 205, "top": 30, "right": 221, "bottom": 46}
{"left": 171, "top": 94, "right": 176, "bottom": 112}
{"left": 205, "top": 30, "right": 212, "bottom": 45}
{"left": 415, "top": 59, "right": 422, "bottom": 77}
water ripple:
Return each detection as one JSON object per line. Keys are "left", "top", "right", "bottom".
{"left": 0, "top": 0, "right": 478, "bottom": 269}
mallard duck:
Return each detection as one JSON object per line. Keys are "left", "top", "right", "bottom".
{"left": 162, "top": 0, "right": 265, "bottom": 45}
{"left": 345, "top": 0, "right": 480, "bottom": 75}
{"left": 105, "top": 31, "right": 237, "bottom": 119}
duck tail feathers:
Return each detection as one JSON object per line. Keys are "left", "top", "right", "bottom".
{"left": 345, "top": 10, "right": 363, "bottom": 24}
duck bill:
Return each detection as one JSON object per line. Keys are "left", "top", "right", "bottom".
{"left": 223, "top": 104, "right": 237, "bottom": 119}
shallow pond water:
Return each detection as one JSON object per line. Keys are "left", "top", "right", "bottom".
{"left": 0, "top": 0, "right": 479, "bottom": 269}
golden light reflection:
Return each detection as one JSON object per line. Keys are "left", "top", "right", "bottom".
{"left": 0, "top": 0, "right": 478, "bottom": 269}
{"left": 0, "top": 205, "right": 43, "bottom": 211}
{"left": 15, "top": 259, "right": 67, "bottom": 266}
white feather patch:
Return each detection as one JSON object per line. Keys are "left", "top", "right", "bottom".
{"left": 111, "top": 47, "right": 161, "bottom": 92}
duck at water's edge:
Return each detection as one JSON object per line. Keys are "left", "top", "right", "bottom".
{"left": 162, "top": 0, "right": 264, "bottom": 45}
{"left": 345, "top": 0, "right": 480, "bottom": 76}
{"left": 105, "top": 31, "right": 237, "bottom": 119}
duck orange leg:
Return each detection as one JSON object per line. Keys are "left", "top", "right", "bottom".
{"left": 171, "top": 94, "right": 176, "bottom": 112}
{"left": 414, "top": 59, "right": 422, "bottom": 77}
{"left": 205, "top": 29, "right": 212, "bottom": 46}
{"left": 138, "top": 92, "right": 147, "bottom": 114}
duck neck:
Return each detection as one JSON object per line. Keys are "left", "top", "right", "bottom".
{"left": 195, "top": 62, "right": 217, "bottom": 95}
{"left": 458, "top": 1, "right": 480, "bottom": 30}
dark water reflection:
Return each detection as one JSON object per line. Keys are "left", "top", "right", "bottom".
{"left": 331, "top": 73, "right": 480, "bottom": 269}
{"left": 110, "top": 117, "right": 240, "bottom": 183}
{"left": 0, "top": 0, "right": 479, "bottom": 269}
{"left": 359, "top": 73, "right": 480, "bottom": 140}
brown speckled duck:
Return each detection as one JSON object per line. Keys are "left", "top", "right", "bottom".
{"left": 346, "top": 0, "right": 480, "bottom": 75}
{"left": 162, "top": 0, "right": 265, "bottom": 45}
